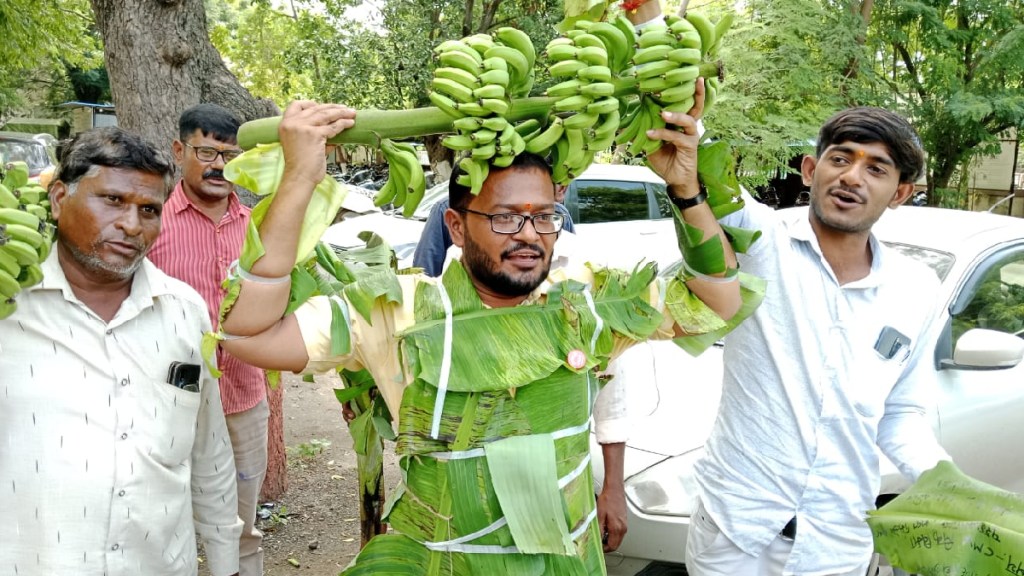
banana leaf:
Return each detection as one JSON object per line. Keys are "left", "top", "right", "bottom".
{"left": 867, "top": 460, "right": 1024, "bottom": 575}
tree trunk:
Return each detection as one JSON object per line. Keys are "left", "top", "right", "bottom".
{"left": 261, "top": 384, "right": 288, "bottom": 501}
{"left": 89, "top": 0, "right": 278, "bottom": 149}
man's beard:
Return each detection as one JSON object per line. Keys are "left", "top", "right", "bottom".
{"left": 462, "top": 232, "right": 550, "bottom": 298}
{"left": 59, "top": 232, "right": 146, "bottom": 281}
{"left": 809, "top": 186, "right": 874, "bottom": 234}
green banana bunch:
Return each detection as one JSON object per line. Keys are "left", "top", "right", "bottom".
{"left": 373, "top": 139, "right": 427, "bottom": 218}
{"left": 0, "top": 162, "right": 55, "bottom": 319}
{"left": 615, "top": 10, "right": 734, "bottom": 159}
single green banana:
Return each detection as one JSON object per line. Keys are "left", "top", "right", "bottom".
{"left": 548, "top": 59, "right": 588, "bottom": 78}
{"left": 678, "top": 31, "right": 703, "bottom": 50}
{"left": 0, "top": 223, "right": 43, "bottom": 248}
{"left": 545, "top": 37, "right": 575, "bottom": 51}
{"left": 456, "top": 102, "right": 491, "bottom": 117}
{"left": 577, "top": 65, "right": 612, "bottom": 82}
{"left": 563, "top": 112, "right": 600, "bottom": 131}
{"left": 482, "top": 117, "right": 509, "bottom": 132}
{"left": 637, "top": 30, "right": 678, "bottom": 50}
{"left": 657, "top": 82, "right": 697, "bottom": 104}
{"left": 664, "top": 96, "right": 696, "bottom": 114}
{"left": 545, "top": 78, "right": 584, "bottom": 98}
{"left": 482, "top": 57, "right": 508, "bottom": 72}
{"left": 442, "top": 134, "right": 477, "bottom": 151}
{"left": 435, "top": 40, "right": 483, "bottom": 63}
{"left": 667, "top": 48, "right": 701, "bottom": 65}
{"left": 553, "top": 94, "right": 594, "bottom": 113}
{"left": 586, "top": 97, "right": 620, "bottom": 115}
{"left": 591, "top": 109, "right": 621, "bottom": 140}
{"left": 17, "top": 263, "right": 43, "bottom": 289}
{"left": 465, "top": 33, "right": 496, "bottom": 55}
{"left": 633, "top": 44, "right": 673, "bottom": 65}
{"left": 709, "top": 12, "right": 735, "bottom": 57}
{"left": 453, "top": 117, "right": 484, "bottom": 132}
{"left": 439, "top": 50, "right": 483, "bottom": 74}
{"left": 635, "top": 59, "right": 678, "bottom": 80}
{"left": 524, "top": 118, "right": 565, "bottom": 154}
{"left": 639, "top": 76, "right": 678, "bottom": 93}
{"left": 497, "top": 123, "right": 517, "bottom": 145}
{"left": 23, "top": 204, "right": 47, "bottom": 221}
{"left": 685, "top": 11, "right": 717, "bottom": 56}
{"left": 664, "top": 66, "right": 701, "bottom": 84}
{"left": 545, "top": 44, "right": 579, "bottom": 63}
{"left": 435, "top": 67, "right": 481, "bottom": 89}
{"left": 572, "top": 33, "right": 604, "bottom": 50}
{"left": 432, "top": 77, "right": 475, "bottom": 103}
{"left": 587, "top": 22, "right": 629, "bottom": 72}
{"left": 492, "top": 154, "right": 515, "bottom": 168}
{"left": 0, "top": 238, "right": 38, "bottom": 267}
{"left": 514, "top": 118, "right": 542, "bottom": 136}
{"left": 478, "top": 69, "right": 510, "bottom": 88}
{"left": 0, "top": 208, "right": 41, "bottom": 230}
{"left": 576, "top": 46, "right": 609, "bottom": 67}
{"left": 470, "top": 129, "right": 498, "bottom": 144}
{"left": 494, "top": 27, "right": 536, "bottom": 69}
{"left": 563, "top": 128, "right": 587, "bottom": 174}
{"left": 428, "top": 91, "right": 465, "bottom": 118}
{"left": 0, "top": 184, "right": 18, "bottom": 209}
{"left": 580, "top": 82, "right": 615, "bottom": 98}
{"left": 0, "top": 268, "right": 20, "bottom": 299}
{"left": 612, "top": 14, "right": 638, "bottom": 59}
{"left": 473, "top": 84, "right": 506, "bottom": 100}
{"left": 668, "top": 17, "right": 697, "bottom": 36}
{"left": 373, "top": 178, "right": 398, "bottom": 207}
{"left": 704, "top": 77, "right": 719, "bottom": 110}
{"left": 551, "top": 134, "right": 571, "bottom": 185}
{"left": 0, "top": 247, "right": 18, "bottom": 277}
{"left": 1, "top": 162, "right": 29, "bottom": 190}
{"left": 483, "top": 46, "right": 530, "bottom": 80}
{"left": 471, "top": 143, "right": 497, "bottom": 160}
{"left": 480, "top": 98, "right": 510, "bottom": 116}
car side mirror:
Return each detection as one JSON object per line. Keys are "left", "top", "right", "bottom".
{"left": 940, "top": 328, "right": 1024, "bottom": 370}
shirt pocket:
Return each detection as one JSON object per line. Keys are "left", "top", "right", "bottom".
{"left": 139, "top": 377, "right": 202, "bottom": 467}
{"left": 851, "top": 346, "right": 909, "bottom": 420}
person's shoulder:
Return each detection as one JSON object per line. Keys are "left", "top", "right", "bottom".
{"left": 142, "top": 260, "right": 211, "bottom": 318}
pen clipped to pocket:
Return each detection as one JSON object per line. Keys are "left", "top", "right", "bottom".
{"left": 167, "top": 361, "right": 201, "bottom": 393}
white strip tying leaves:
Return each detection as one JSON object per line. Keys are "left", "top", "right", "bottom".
{"left": 569, "top": 507, "right": 598, "bottom": 541}
{"left": 656, "top": 276, "right": 667, "bottom": 311}
{"left": 428, "top": 420, "right": 590, "bottom": 460}
{"left": 423, "top": 517, "right": 509, "bottom": 551}
{"left": 679, "top": 257, "right": 739, "bottom": 284}
{"left": 227, "top": 259, "right": 291, "bottom": 284}
{"left": 557, "top": 454, "right": 592, "bottom": 489}
{"left": 582, "top": 288, "right": 604, "bottom": 354}
{"left": 429, "top": 281, "right": 455, "bottom": 439}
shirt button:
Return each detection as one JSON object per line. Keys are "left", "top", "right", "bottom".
{"left": 111, "top": 543, "right": 119, "bottom": 551}
{"left": 106, "top": 329, "right": 113, "bottom": 336}
{"left": 118, "top": 489, "right": 126, "bottom": 497}
{"left": 120, "top": 379, "right": 128, "bottom": 387}
{"left": 120, "top": 433, "right": 128, "bottom": 440}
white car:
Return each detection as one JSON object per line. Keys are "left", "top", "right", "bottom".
{"left": 598, "top": 206, "right": 1024, "bottom": 575}
{"left": 321, "top": 163, "right": 678, "bottom": 269}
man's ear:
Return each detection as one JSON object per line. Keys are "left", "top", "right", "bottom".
{"left": 800, "top": 155, "right": 817, "bottom": 187}
{"left": 445, "top": 208, "right": 466, "bottom": 248}
{"left": 889, "top": 182, "right": 916, "bottom": 208}
{"left": 172, "top": 140, "right": 185, "bottom": 166}
{"left": 49, "top": 181, "right": 69, "bottom": 221}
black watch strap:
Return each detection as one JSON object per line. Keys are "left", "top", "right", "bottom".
{"left": 669, "top": 189, "right": 708, "bottom": 210}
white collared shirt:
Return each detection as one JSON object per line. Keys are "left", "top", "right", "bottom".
{"left": 0, "top": 252, "right": 243, "bottom": 576}
{"left": 696, "top": 196, "right": 949, "bottom": 575}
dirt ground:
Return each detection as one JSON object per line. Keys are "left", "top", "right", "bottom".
{"left": 200, "top": 370, "right": 400, "bottom": 576}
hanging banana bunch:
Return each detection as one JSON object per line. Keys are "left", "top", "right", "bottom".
{"left": 0, "top": 161, "right": 55, "bottom": 319}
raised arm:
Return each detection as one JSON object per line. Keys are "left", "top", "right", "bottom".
{"left": 645, "top": 80, "right": 741, "bottom": 322}
{"left": 220, "top": 101, "right": 356, "bottom": 371}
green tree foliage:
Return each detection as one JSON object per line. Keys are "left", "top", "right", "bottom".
{"left": 0, "top": 0, "right": 100, "bottom": 121}
{"left": 868, "top": 0, "right": 1024, "bottom": 203}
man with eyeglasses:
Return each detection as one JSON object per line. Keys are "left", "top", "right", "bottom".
{"left": 215, "top": 85, "right": 757, "bottom": 573}
{"left": 148, "top": 103, "right": 268, "bottom": 576}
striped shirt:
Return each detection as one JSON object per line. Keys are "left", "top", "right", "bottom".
{"left": 148, "top": 182, "right": 267, "bottom": 414}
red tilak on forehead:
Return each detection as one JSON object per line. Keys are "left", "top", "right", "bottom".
{"left": 525, "top": 202, "right": 532, "bottom": 210}
{"left": 857, "top": 150, "right": 866, "bottom": 158}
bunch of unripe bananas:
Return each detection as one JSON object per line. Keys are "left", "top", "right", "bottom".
{"left": 429, "top": 27, "right": 538, "bottom": 195}
{"left": 616, "top": 11, "right": 732, "bottom": 156}
{"left": 373, "top": 139, "right": 427, "bottom": 218}
{"left": 0, "top": 161, "right": 54, "bottom": 319}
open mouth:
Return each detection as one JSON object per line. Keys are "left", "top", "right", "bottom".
{"left": 830, "top": 187, "right": 863, "bottom": 207}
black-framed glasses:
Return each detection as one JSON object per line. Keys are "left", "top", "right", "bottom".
{"left": 457, "top": 208, "right": 564, "bottom": 234}
{"left": 184, "top": 142, "right": 243, "bottom": 163}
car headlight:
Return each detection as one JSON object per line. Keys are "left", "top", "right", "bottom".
{"left": 624, "top": 449, "right": 704, "bottom": 517}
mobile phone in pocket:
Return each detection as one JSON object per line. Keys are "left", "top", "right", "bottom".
{"left": 166, "top": 362, "right": 201, "bottom": 392}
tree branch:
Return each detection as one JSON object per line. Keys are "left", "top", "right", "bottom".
{"left": 894, "top": 41, "right": 927, "bottom": 100}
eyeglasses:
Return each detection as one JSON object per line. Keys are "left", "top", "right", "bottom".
{"left": 184, "top": 142, "right": 243, "bottom": 163}
{"left": 457, "top": 208, "right": 564, "bottom": 234}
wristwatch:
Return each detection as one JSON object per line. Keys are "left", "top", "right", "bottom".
{"left": 668, "top": 186, "right": 708, "bottom": 210}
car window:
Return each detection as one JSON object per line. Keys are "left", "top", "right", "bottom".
{"left": 651, "top": 183, "right": 673, "bottom": 218}
{"left": 569, "top": 179, "right": 652, "bottom": 223}
{"left": 883, "top": 242, "right": 955, "bottom": 281}
{"left": 950, "top": 249, "right": 1024, "bottom": 341}
{"left": 0, "top": 139, "right": 50, "bottom": 174}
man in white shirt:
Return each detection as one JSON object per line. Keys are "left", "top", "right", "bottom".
{"left": 0, "top": 127, "right": 243, "bottom": 576}
{"left": 686, "top": 107, "right": 950, "bottom": 576}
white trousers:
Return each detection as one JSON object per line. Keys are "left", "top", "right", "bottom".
{"left": 226, "top": 399, "right": 270, "bottom": 576}
{"left": 685, "top": 499, "right": 871, "bottom": 576}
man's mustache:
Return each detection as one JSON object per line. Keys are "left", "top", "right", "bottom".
{"left": 501, "top": 242, "right": 546, "bottom": 260}
{"left": 203, "top": 169, "right": 226, "bottom": 180}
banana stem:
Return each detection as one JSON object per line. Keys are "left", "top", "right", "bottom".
{"left": 237, "top": 97, "right": 558, "bottom": 150}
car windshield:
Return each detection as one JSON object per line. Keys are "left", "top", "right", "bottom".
{"left": 0, "top": 138, "right": 51, "bottom": 175}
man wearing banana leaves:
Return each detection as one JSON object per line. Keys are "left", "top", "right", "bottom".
{"left": 219, "top": 83, "right": 760, "bottom": 575}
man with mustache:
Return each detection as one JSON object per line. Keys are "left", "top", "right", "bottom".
{"left": 215, "top": 86, "right": 751, "bottom": 573}
{"left": 148, "top": 103, "right": 268, "bottom": 576}
{"left": 0, "top": 126, "right": 242, "bottom": 575}
{"left": 686, "top": 107, "right": 950, "bottom": 576}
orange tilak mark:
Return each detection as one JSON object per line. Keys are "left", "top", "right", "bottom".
{"left": 857, "top": 150, "right": 866, "bottom": 158}
{"left": 525, "top": 203, "right": 532, "bottom": 210}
